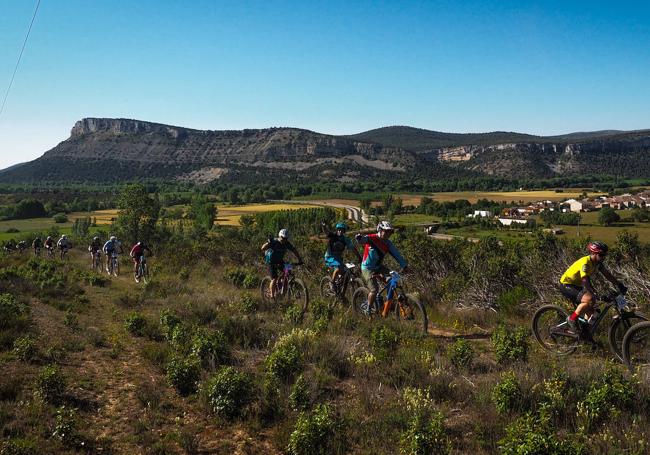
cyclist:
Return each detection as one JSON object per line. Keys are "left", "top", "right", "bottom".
{"left": 560, "top": 241, "right": 627, "bottom": 332}
{"left": 89, "top": 236, "right": 102, "bottom": 268}
{"left": 17, "top": 240, "right": 26, "bottom": 254}
{"left": 261, "top": 229, "right": 303, "bottom": 298}
{"left": 32, "top": 237, "right": 42, "bottom": 256}
{"left": 321, "top": 221, "right": 361, "bottom": 285}
{"left": 355, "top": 221, "right": 408, "bottom": 317}
{"left": 130, "top": 241, "right": 152, "bottom": 278}
{"left": 57, "top": 235, "right": 72, "bottom": 258}
{"left": 103, "top": 235, "right": 122, "bottom": 273}
{"left": 44, "top": 236, "right": 54, "bottom": 256}
{"left": 4, "top": 239, "right": 16, "bottom": 254}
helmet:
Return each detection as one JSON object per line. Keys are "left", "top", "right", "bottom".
{"left": 62, "top": 235, "right": 67, "bottom": 239}
{"left": 587, "top": 241, "right": 608, "bottom": 255}
{"left": 377, "top": 221, "right": 394, "bottom": 232}
{"left": 278, "top": 229, "right": 289, "bottom": 239}
{"left": 46, "top": 236, "right": 51, "bottom": 240}
{"left": 137, "top": 241, "right": 142, "bottom": 246}
{"left": 110, "top": 236, "right": 116, "bottom": 241}
{"left": 93, "top": 236, "right": 99, "bottom": 241}
{"left": 335, "top": 222, "right": 348, "bottom": 231}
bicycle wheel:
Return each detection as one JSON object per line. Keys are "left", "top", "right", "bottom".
{"left": 622, "top": 321, "right": 650, "bottom": 377}
{"left": 288, "top": 278, "right": 309, "bottom": 315}
{"left": 351, "top": 286, "right": 371, "bottom": 315}
{"left": 319, "top": 276, "right": 336, "bottom": 301}
{"left": 608, "top": 312, "right": 648, "bottom": 362}
{"left": 260, "top": 276, "right": 274, "bottom": 304}
{"left": 141, "top": 263, "right": 149, "bottom": 284}
{"left": 531, "top": 304, "right": 579, "bottom": 355}
{"left": 394, "top": 293, "right": 428, "bottom": 335}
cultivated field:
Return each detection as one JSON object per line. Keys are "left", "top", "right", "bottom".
{"left": 215, "top": 203, "right": 322, "bottom": 226}
{"left": 397, "top": 189, "right": 604, "bottom": 206}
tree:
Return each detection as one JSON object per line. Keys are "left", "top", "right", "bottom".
{"left": 598, "top": 207, "right": 620, "bottom": 226}
{"left": 188, "top": 196, "right": 217, "bottom": 232}
{"left": 114, "top": 184, "right": 160, "bottom": 244}
{"left": 13, "top": 199, "right": 47, "bottom": 219}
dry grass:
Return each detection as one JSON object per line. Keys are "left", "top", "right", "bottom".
{"left": 398, "top": 189, "right": 604, "bottom": 206}
{"left": 216, "top": 203, "right": 322, "bottom": 226}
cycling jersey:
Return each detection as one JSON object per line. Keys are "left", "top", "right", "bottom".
{"left": 356, "top": 233, "right": 407, "bottom": 272}
{"left": 324, "top": 232, "right": 355, "bottom": 265}
{"left": 560, "top": 255, "right": 600, "bottom": 286}
{"left": 130, "top": 244, "right": 150, "bottom": 260}
{"left": 264, "top": 238, "right": 298, "bottom": 264}
{"left": 32, "top": 239, "right": 42, "bottom": 248}
{"left": 57, "top": 238, "right": 70, "bottom": 249}
{"left": 89, "top": 241, "right": 101, "bottom": 253}
{"left": 44, "top": 239, "right": 53, "bottom": 248}
{"left": 104, "top": 239, "right": 120, "bottom": 254}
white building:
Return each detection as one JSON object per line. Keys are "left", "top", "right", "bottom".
{"left": 498, "top": 218, "right": 529, "bottom": 226}
{"left": 561, "top": 199, "right": 583, "bottom": 213}
{"left": 467, "top": 210, "right": 493, "bottom": 218}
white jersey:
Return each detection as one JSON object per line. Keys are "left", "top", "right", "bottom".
{"left": 57, "top": 238, "right": 71, "bottom": 249}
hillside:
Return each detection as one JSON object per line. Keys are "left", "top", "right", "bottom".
{"left": 3, "top": 119, "right": 650, "bottom": 183}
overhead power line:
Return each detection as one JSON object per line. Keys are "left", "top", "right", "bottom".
{"left": 0, "top": 0, "right": 41, "bottom": 120}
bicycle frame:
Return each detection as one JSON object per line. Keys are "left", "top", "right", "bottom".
{"left": 371, "top": 271, "right": 402, "bottom": 312}
{"left": 570, "top": 293, "right": 632, "bottom": 336}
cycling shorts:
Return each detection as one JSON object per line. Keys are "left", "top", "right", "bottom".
{"left": 268, "top": 262, "right": 284, "bottom": 279}
{"left": 558, "top": 283, "right": 586, "bottom": 305}
{"left": 362, "top": 266, "right": 390, "bottom": 293}
{"left": 325, "top": 256, "right": 344, "bottom": 269}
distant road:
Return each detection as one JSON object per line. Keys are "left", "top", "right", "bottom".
{"left": 271, "top": 200, "right": 369, "bottom": 225}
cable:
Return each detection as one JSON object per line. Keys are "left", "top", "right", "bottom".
{"left": 0, "top": 0, "right": 41, "bottom": 119}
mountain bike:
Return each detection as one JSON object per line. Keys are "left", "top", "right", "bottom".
{"left": 106, "top": 252, "right": 119, "bottom": 277}
{"left": 351, "top": 270, "right": 428, "bottom": 334}
{"left": 33, "top": 246, "right": 41, "bottom": 257}
{"left": 45, "top": 246, "right": 54, "bottom": 259}
{"left": 134, "top": 255, "right": 149, "bottom": 283}
{"left": 59, "top": 246, "right": 70, "bottom": 261}
{"left": 622, "top": 320, "right": 650, "bottom": 380}
{"left": 260, "top": 263, "right": 309, "bottom": 314}
{"left": 532, "top": 290, "right": 647, "bottom": 361}
{"left": 319, "top": 262, "right": 364, "bottom": 306}
{"left": 90, "top": 250, "right": 102, "bottom": 272}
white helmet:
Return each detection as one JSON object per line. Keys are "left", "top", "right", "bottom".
{"left": 377, "top": 221, "right": 394, "bottom": 232}
{"left": 110, "top": 236, "right": 116, "bottom": 241}
{"left": 278, "top": 229, "right": 289, "bottom": 239}
{"left": 62, "top": 234, "right": 67, "bottom": 239}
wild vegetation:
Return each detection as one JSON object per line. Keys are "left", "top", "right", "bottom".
{"left": 1, "top": 184, "right": 650, "bottom": 454}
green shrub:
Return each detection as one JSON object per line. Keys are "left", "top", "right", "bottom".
{"left": 53, "top": 213, "right": 68, "bottom": 223}
{"left": 52, "top": 406, "right": 79, "bottom": 447}
{"left": 190, "top": 328, "right": 230, "bottom": 370}
{"left": 63, "top": 311, "right": 79, "bottom": 331}
{"left": 13, "top": 336, "right": 37, "bottom": 362}
{"left": 370, "top": 325, "right": 399, "bottom": 358}
{"left": 124, "top": 312, "right": 147, "bottom": 337}
{"left": 399, "top": 387, "right": 451, "bottom": 455}
{"left": 239, "top": 294, "right": 258, "bottom": 314}
{"left": 496, "top": 285, "right": 534, "bottom": 313}
{"left": 1, "top": 438, "right": 38, "bottom": 455}
{"left": 446, "top": 338, "right": 474, "bottom": 370}
{"left": 491, "top": 325, "right": 529, "bottom": 364}
{"left": 498, "top": 413, "right": 585, "bottom": 455}
{"left": 266, "top": 329, "right": 315, "bottom": 381}
{"left": 204, "top": 366, "right": 253, "bottom": 420}
{"left": 35, "top": 365, "right": 66, "bottom": 403}
{"left": 289, "top": 374, "right": 311, "bottom": 411}
{"left": 0, "top": 293, "right": 28, "bottom": 330}
{"left": 5, "top": 228, "right": 19, "bottom": 233}
{"left": 223, "top": 266, "right": 259, "bottom": 289}
{"left": 285, "top": 304, "right": 304, "bottom": 325}
{"left": 74, "top": 269, "right": 108, "bottom": 287}
{"left": 169, "top": 324, "right": 192, "bottom": 349}
{"left": 166, "top": 355, "right": 201, "bottom": 396}
{"left": 492, "top": 371, "right": 523, "bottom": 414}
{"left": 160, "top": 308, "right": 181, "bottom": 340}
{"left": 287, "top": 403, "right": 347, "bottom": 455}
{"left": 535, "top": 369, "right": 569, "bottom": 419}
{"left": 577, "top": 364, "right": 636, "bottom": 432}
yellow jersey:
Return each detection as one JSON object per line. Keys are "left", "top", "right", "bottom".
{"left": 560, "top": 255, "right": 600, "bottom": 286}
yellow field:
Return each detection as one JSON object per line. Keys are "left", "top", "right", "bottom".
{"left": 397, "top": 189, "right": 604, "bottom": 206}
{"left": 215, "top": 203, "right": 322, "bottom": 226}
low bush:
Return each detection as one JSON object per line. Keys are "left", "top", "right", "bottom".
{"left": 124, "top": 312, "right": 147, "bottom": 337}
{"left": 52, "top": 405, "right": 79, "bottom": 447}
{"left": 166, "top": 355, "right": 201, "bottom": 396}
{"left": 491, "top": 325, "right": 529, "bottom": 364}
{"left": 289, "top": 374, "right": 311, "bottom": 412}
{"left": 13, "top": 336, "right": 37, "bottom": 362}
{"left": 53, "top": 213, "right": 68, "bottom": 223}
{"left": 535, "top": 369, "right": 569, "bottom": 419}
{"left": 577, "top": 364, "right": 636, "bottom": 432}
{"left": 370, "top": 326, "right": 399, "bottom": 358}
{"left": 285, "top": 304, "right": 304, "bottom": 325}
{"left": 498, "top": 413, "right": 585, "bottom": 455}
{"left": 204, "top": 366, "right": 253, "bottom": 420}
{"left": 160, "top": 308, "right": 181, "bottom": 340}
{"left": 223, "top": 266, "right": 259, "bottom": 289}
{"left": 1, "top": 438, "right": 39, "bottom": 455}
{"left": 399, "top": 387, "right": 451, "bottom": 455}
{"left": 239, "top": 294, "right": 258, "bottom": 314}
{"left": 35, "top": 365, "right": 66, "bottom": 404}
{"left": 266, "top": 329, "right": 315, "bottom": 381}
{"left": 63, "top": 311, "right": 79, "bottom": 331}
{"left": 492, "top": 371, "right": 523, "bottom": 414}
{"left": 446, "top": 338, "right": 474, "bottom": 370}
{"left": 287, "top": 403, "right": 347, "bottom": 455}
{"left": 0, "top": 293, "right": 28, "bottom": 330}
{"left": 190, "top": 328, "right": 230, "bottom": 370}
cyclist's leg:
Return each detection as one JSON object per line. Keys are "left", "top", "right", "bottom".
{"left": 362, "top": 268, "right": 380, "bottom": 307}
{"left": 269, "top": 263, "right": 280, "bottom": 297}
{"left": 576, "top": 291, "right": 595, "bottom": 319}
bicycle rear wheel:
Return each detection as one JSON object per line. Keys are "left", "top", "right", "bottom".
{"left": 288, "top": 278, "right": 309, "bottom": 315}
{"left": 531, "top": 304, "right": 579, "bottom": 355}
{"left": 394, "top": 293, "right": 428, "bottom": 335}
{"left": 260, "top": 276, "right": 274, "bottom": 304}
{"left": 608, "top": 312, "right": 648, "bottom": 362}
{"left": 622, "top": 321, "right": 650, "bottom": 378}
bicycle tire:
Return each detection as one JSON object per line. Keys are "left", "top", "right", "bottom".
{"left": 622, "top": 320, "right": 650, "bottom": 376}
{"left": 260, "top": 276, "right": 274, "bottom": 304}
{"left": 288, "top": 278, "right": 309, "bottom": 315}
{"left": 608, "top": 312, "right": 648, "bottom": 362}
{"left": 319, "top": 276, "right": 336, "bottom": 301}
{"left": 531, "top": 304, "right": 579, "bottom": 355}
{"left": 351, "top": 286, "right": 371, "bottom": 315}
{"left": 142, "top": 263, "right": 149, "bottom": 284}
{"left": 394, "top": 293, "right": 428, "bottom": 334}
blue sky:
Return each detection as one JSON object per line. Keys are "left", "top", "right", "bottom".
{"left": 1, "top": 0, "right": 649, "bottom": 169}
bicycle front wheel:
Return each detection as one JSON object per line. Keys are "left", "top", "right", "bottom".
{"left": 608, "top": 312, "right": 648, "bottom": 362}
{"left": 319, "top": 276, "right": 336, "bottom": 301}
{"left": 288, "top": 278, "right": 309, "bottom": 315}
{"left": 394, "top": 293, "right": 428, "bottom": 335}
{"left": 351, "top": 286, "right": 371, "bottom": 316}
{"left": 531, "top": 304, "right": 579, "bottom": 355}
{"left": 622, "top": 321, "right": 650, "bottom": 378}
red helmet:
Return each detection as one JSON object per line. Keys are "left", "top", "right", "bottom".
{"left": 587, "top": 241, "right": 608, "bottom": 255}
